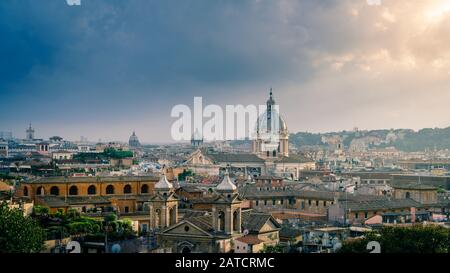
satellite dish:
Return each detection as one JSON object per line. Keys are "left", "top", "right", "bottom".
{"left": 243, "top": 229, "right": 249, "bottom": 235}
{"left": 111, "top": 244, "right": 121, "bottom": 253}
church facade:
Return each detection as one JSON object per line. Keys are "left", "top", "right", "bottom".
{"left": 252, "top": 89, "right": 289, "bottom": 158}
{"left": 153, "top": 172, "right": 281, "bottom": 253}
{"left": 183, "top": 90, "right": 315, "bottom": 180}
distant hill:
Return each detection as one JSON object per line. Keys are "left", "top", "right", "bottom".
{"left": 290, "top": 127, "right": 450, "bottom": 152}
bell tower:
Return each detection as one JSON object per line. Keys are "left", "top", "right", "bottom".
{"left": 212, "top": 171, "right": 242, "bottom": 235}
{"left": 26, "top": 123, "right": 35, "bottom": 141}
{"left": 149, "top": 174, "right": 178, "bottom": 230}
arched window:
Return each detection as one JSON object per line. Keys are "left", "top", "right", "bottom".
{"left": 182, "top": 246, "right": 191, "bottom": 253}
{"left": 88, "top": 185, "right": 96, "bottom": 195}
{"left": 169, "top": 207, "right": 176, "bottom": 226}
{"left": 155, "top": 209, "right": 161, "bottom": 228}
{"left": 37, "top": 186, "right": 45, "bottom": 196}
{"left": 50, "top": 186, "right": 60, "bottom": 196}
{"left": 23, "top": 186, "right": 28, "bottom": 196}
{"left": 106, "top": 185, "right": 115, "bottom": 194}
{"left": 123, "top": 184, "right": 132, "bottom": 194}
{"left": 218, "top": 211, "right": 225, "bottom": 231}
{"left": 69, "top": 185, "right": 78, "bottom": 196}
{"left": 405, "top": 192, "right": 411, "bottom": 199}
{"left": 273, "top": 150, "right": 277, "bottom": 157}
{"left": 233, "top": 210, "right": 239, "bottom": 232}
{"left": 141, "top": 184, "right": 149, "bottom": 194}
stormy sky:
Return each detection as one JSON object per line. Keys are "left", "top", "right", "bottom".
{"left": 1, "top": 0, "right": 450, "bottom": 143}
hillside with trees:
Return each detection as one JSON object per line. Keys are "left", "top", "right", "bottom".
{"left": 289, "top": 127, "right": 450, "bottom": 152}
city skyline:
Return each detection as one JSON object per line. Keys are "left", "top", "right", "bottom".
{"left": 2, "top": 0, "right": 450, "bottom": 142}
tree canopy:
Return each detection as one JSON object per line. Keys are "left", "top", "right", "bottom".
{"left": 339, "top": 225, "right": 450, "bottom": 253}
{"left": 0, "top": 202, "right": 46, "bottom": 253}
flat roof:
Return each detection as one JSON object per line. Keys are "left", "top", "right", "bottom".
{"left": 25, "top": 175, "right": 159, "bottom": 184}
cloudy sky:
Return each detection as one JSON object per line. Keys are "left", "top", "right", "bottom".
{"left": 1, "top": 0, "right": 450, "bottom": 143}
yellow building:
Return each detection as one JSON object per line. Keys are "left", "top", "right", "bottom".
{"left": 18, "top": 176, "right": 159, "bottom": 232}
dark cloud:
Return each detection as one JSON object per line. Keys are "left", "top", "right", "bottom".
{"left": 1, "top": 0, "right": 450, "bottom": 141}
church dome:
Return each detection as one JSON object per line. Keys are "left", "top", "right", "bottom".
{"left": 216, "top": 171, "right": 237, "bottom": 193}
{"left": 255, "top": 90, "right": 288, "bottom": 137}
{"left": 155, "top": 174, "right": 173, "bottom": 191}
{"left": 129, "top": 131, "right": 141, "bottom": 148}
{"left": 256, "top": 111, "right": 287, "bottom": 134}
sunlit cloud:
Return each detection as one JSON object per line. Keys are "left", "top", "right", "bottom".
{"left": 1, "top": 0, "right": 450, "bottom": 141}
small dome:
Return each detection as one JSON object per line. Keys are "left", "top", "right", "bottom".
{"left": 129, "top": 131, "right": 141, "bottom": 148}
{"left": 256, "top": 111, "right": 288, "bottom": 135}
{"left": 255, "top": 90, "right": 287, "bottom": 135}
{"left": 155, "top": 174, "right": 173, "bottom": 191}
{"left": 216, "top": 171, "right": 237, "bottom": 192}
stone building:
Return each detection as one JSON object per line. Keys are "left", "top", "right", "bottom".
{"left": 392, "top": 184, "right": 438, "bottom": 205}
{"left": 184, "top": 148, "right": 315, "bottom": 180}
{"left": 17, "top": 175, "right": 160, "bottom": 232}
{"left": 148, "top": 174, "right": 179, "bottom": 229}
{"left": 252, "top": 90, "right": 289, "bottom": 158}
{"left": 128, "top": 131, "right": 141, "bottom": 149}
{"left": 328, "top": 198, "right": 425, "bottom": 225}
{"left": 156, "top": 172, "right": 281, "bottom": 253}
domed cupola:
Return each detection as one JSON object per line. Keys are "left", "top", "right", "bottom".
{"left": 155, "top": 173, "right": 174, "bottom": 193}
{"left": 252, "top": 88, "right": 290, "bottom": 157}
{"left": 128, "top": 131, "right": 141, "bottom": 148}
{"left": 216, "top": 170, "right": 237, "bottom": 193}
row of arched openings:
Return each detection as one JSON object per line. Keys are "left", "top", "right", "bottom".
{"left": 216, "top": 210, "right": 240, "bottom": 232}
{"left": 154, "top": 207, "right": 177, "bottom": 228}
{"left": 27, "top": 184, "right": 150, "bottom": 196}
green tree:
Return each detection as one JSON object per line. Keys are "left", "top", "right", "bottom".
{"left": 339, "top": 225, "right": 450, "bottom": 253}
{"left": 0, "top": 202, "right": 46, "bottom": 253}
{"left": 260, "top": 244, "right": 285, "bottom": 253}
{"left": 178, "top": 169, "right": 194, "bottom": 181}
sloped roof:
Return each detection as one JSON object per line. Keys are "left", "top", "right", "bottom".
{"left": 235, "top": 235, "right": 264, "bottom": 245}
{"left": 27, "top": 175, "right": 159, "bottom": 184}
{"left": 206, "top": 152, "right": 265, "bottom": 163}
{"left": 392, "top": 183, "right": 438, "bottom": 190}
{"left": 275, "top": 154, "right": 314, "bottom": 164}
{"left": 239, "top": 185, "right": 337, "bottom": 200}
{"left": 341, "top": 198, "right": 423, "bottom": 211}
{"left": 187, "top": 215, "right": 215, "bottom": 234}
{"left": 241, "top": 210, "right": 281, "bottom": 232}
{"left": 37, "top": 195, "right": 111, "bottom": 207}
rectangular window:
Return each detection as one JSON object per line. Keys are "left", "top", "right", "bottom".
{"left": 355, "top": 213, "right": 359, "bottom": 219}
{"left": 255, "top": 200, "right": 259, "bottom": 206}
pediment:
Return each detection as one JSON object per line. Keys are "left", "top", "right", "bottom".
{"left": 161, "top": 220, "right": 213, "bottom": 238}
{"left": 186, "top": 149, "right": 214, "bottom": 165}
